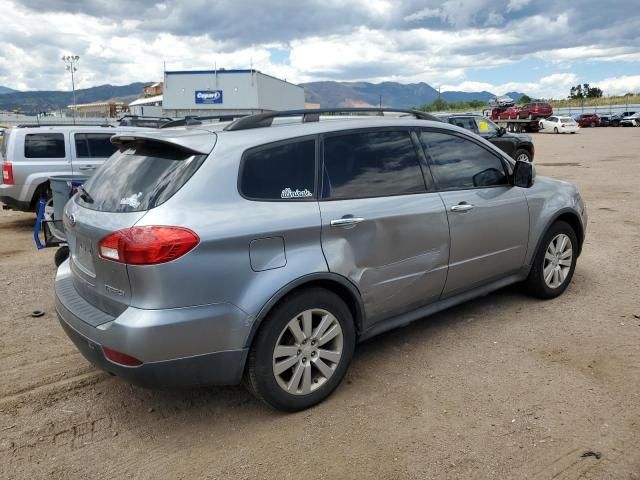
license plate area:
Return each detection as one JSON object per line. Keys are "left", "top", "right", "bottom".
{"left": 75, "top": 235, "right": 96, "bottom": 274}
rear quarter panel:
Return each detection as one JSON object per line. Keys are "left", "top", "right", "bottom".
{"left": 128, "top": 135, "right": 329, "bottom": 318}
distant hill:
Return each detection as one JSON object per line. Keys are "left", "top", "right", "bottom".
{"left": 301, "top": 81, "right": 526, "bottom": 108}
{"left": 0, "top": 86, "right": 18, "bottom": 94}
{"left": 0, "top": 83, "right": 148, "bottom": 114}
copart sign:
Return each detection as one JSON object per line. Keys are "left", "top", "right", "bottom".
{"left": 195, "top": 90, "right": 223, "bottom": 104}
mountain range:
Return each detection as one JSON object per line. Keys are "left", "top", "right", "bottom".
{"left": 300, "top": 81, "right": 525, "bottom": 108}
{"left": 0, "top": 83, "right": 146, "bottom": 114}
{"left": 0, "top": 81, "right": 526, "bottom": 114}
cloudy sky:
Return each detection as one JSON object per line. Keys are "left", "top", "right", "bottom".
{"left": 1, "top": 0, "right": 639, "bottom": 98}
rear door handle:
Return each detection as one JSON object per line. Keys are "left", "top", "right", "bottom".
{"left": 330, "top": 217, "right": 365, "bottom": 228}
{"left": 78, "top": 166, "right": 96, "bottom": 171}
{"left": 450, "top": 203, "right": 474, "bottom": 213}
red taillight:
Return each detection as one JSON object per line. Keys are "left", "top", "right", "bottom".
{"left": 98, "top": 226, "right": 199, "bottom": 265}
{"left": 2, "top": 162, "right": 13, "bottom": 185}
{"left": 103, "top": 347, "right": 143, "bottom": 367}
{"left": 561, "top": 124, "right": 565, "bottom": 127}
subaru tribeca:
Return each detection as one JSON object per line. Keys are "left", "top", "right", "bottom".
{"left": 55, "top": 109, "right": 587, "bottom": 411}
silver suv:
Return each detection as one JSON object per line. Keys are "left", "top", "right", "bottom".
{"left": 54, "top": 109, "right": 587, "bottom": 411}
{"left": 0, "top": 124, "right": 145, "bottom": 211}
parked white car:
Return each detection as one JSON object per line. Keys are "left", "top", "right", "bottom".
{"left": 619, "top": 112, "right": 640, "bottom": 127}
{"left": 539, "top": 116, "right": 579, "bottom": 134}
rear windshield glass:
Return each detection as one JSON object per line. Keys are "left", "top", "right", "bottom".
{"left": 77, "top": 141, "right": 207, "bottom": 212}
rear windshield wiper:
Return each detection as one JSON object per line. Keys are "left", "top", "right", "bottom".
{"left": 78, "top": 185, "right": 94, "bottom": 204}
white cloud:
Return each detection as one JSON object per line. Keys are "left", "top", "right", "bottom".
{"left": 442, "top": 73, "right": 580, "bottom": 99}
{"left": 0, "top": 0, "right": 638, "bottom": 97}
{"left": 506, "top": 0, "right": 531, "bottom": 13}
{"left": 598, "top": 75, "right": 640, "bottom": 95}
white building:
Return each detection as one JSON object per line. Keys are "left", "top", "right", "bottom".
{"left": 128, "top": 94, "right": 164, "bottom": 117}
{"left": 162, "top": 69, "right": 305, "bottom": 117}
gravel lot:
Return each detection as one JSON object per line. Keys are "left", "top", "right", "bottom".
{"left": 1, "top": 127, "right": 639, "bottom": 479}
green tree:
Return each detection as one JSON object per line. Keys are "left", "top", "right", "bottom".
{"left": 519, "top": 94, "right": 532, "bottom": 104}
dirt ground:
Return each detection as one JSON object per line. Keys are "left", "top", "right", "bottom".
{"left": 1, "top": 127, "right": 639, "bottom": 479}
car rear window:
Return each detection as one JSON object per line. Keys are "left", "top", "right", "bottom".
{"left": 77, "top": 140, "right": 207, "bottom": 212}
{"left": 240, "top": 139, "right": 316, "bottom": 201}
{"left": 24, "top": 133, "right": 66, "bottom": 158}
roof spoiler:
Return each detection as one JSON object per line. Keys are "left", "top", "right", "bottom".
{"left": 223, "top": 108, "right": 441, "bottom": 131}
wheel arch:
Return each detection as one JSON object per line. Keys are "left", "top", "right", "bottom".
{"left": 530, "top": 209, "right": 585, "bottom": 265}
{"left": 245, "top": 273, "right": 365, "bottom": 348}
{"left": 29, "top": 180, "right": 50, "bottom": 211}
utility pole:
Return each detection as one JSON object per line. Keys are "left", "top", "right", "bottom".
{"left": 61, "top": 55, "right": 80, "bottom": 124}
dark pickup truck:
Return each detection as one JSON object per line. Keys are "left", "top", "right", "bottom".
{"left": 438, "top": 114, "right": 535, "bottom": 162}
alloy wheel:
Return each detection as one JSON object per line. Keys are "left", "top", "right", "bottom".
{"left": 272, "top": 309, "right": 344, "bottom": 395}
{"left": 543, "top": 233, "right": 573, "bottom": 288}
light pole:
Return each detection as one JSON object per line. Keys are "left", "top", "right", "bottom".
{"left": 61, "top": 55, "right": 79, "bottom": 123}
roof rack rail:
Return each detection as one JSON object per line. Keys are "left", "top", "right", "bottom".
{"left": 160, "top": 114, "right": 249, "bottom": 129}
{"left": 16, "top": 123, "right": 114, "bottom": 128}
{"left": 223, "top": 108, "right": 441, "bottom": 131}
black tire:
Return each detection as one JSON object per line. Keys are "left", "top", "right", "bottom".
{"left": 554, "top": 127, "right": 559, "bottom": 134}
{"left": 514, "top": 148, "right": 532, "bottom": 163}
{"left": 54, "top": 246, "right": 70, "bottom": 267}
{"left": 524, "top": 221, "right": 578, "bottom": 299}
{"left": 245, "top": 288, "right": 356, "bottom": 412}
{"left": 590, "top": 122, "right": 596, "bottom": 128}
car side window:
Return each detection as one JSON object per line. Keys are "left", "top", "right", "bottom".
{"left": 24, "top": 133, "right": 65, "bottom": 158}
{"left": 240, "top": 139, "right": 316, "bottom": 201}
{"left": 420, "top": 131, "right": 508, "bottom": 190}
{"left": 74, "top": 133, "right": 117, "bottom": 158}
{"left": 449, "top": 117, "right": 477, "bottom": 132}
{"left": 322, "top": 130, "right": 426, "bottom": 200}
{"left": 474, "top": 117, "right": 498, "bottom": 135}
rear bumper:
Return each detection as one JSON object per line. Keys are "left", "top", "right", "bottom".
{"left": 58, "top": 317, "right": 248, "bottom": 388}
{"left": 55, "top": 261, "right": 251, "bottom": 387}
{"left": 0, "top": 188, "right": 31, "bottom": 211}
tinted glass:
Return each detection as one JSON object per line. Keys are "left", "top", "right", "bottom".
{"left": 420, "top": 131, "right": 508, "bottom": 190}
{"left": 24, "top": 133, "right": 65, "bottom": 158}
{"left": 322, "top": 130, "right": 425, "bottom": 200}
{"left": 90, "top": 134, "right": 117, "bottom": 157}
{"left": 448, "top": 117, "right": 477, "bottom": 131}
{"left": 77, "top": 141, "right": 207, "bottom": 212}
{"left": 240, "top": 139, "right": 316, "bottom": 200}
{"left": 74, "top": 135, "right": 90, "bottom": 157}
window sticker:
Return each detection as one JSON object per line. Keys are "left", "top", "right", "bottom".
{"left": 119, "top": 192, "right": 143, "bottom": 208}
{"left": 281, "top": 188, "right": 312, "bottom": 199}
{"left": 478, "top": 120, "right": 489, "bottom": 133}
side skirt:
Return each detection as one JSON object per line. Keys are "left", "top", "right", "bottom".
{"left": 358, "top": 267, "right": 530, "bottom": 342}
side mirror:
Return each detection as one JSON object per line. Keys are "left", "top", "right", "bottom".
{"left": 512, "top": 160, "right": 534, "bottom": 188}
{"left": 498, "top": 126, "right": 507, "bottom": 137}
